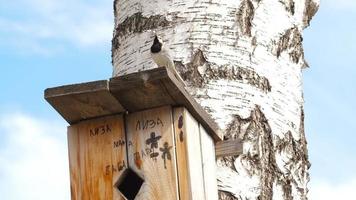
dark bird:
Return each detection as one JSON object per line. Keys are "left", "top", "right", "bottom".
{"left": 150, "top": 35, "right": 185, "bottom": 85}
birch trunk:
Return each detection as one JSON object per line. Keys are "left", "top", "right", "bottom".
{"left": 111, "top": 0, "right": 319, "bottom": 199}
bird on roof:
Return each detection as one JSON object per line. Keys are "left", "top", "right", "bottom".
{"left": 150, "top": 34, "right": 186, "bottom": 86}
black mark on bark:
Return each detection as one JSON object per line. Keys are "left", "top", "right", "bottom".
{"left": 282, "top": 179, "right": 293, "bottom": 200}
{"left": 218, "top": 190, "right": 238, "bottom": 200}
{"left": 218, "top": 106, "right": 278, "bottom": 200}
{"left": 274, "top": 27, "right": 307, "bottom": 67}
{"left": 279, "top": 0, "right": 295, "bottom": 15}
{"left": 115, "top": 12, "right": 170, "bottom": 38}
{"left": 237, "top": 0, "right": 255, "bottom": 37}
{"left": 111, "top": 12, "right": 171, "bottom": 56}
{"left": 273, "top": 107, "right": 310, "bottom": 199}
{"left": 175, "top": 50, "right": 271, "bottom": 92}
{"left": 303, "top": 0, "right": 319, "bottom": 28}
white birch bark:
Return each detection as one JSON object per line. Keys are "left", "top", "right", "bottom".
{"left": 111, "top": 0, "right": 319, "bottom": 199}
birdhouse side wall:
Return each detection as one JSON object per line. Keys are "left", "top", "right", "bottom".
{"left": 173, "top": 107, "right": 219, "bottom": 200}
{"left": 173, "top": 107, "right": 206, "bottom": 200}
{"left": 199, "top": 124, "right": 219, "bottom": 200}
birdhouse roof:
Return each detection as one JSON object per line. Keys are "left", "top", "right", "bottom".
{"left": 45, "top": 67, "right": 223, "bottom": 141}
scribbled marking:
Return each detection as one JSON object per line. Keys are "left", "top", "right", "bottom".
{"left": 105, "top": 160, "right": 126, "bottom": 175}
{"left": 160, "top": 142, "right": 173, "bottom": 169}
{"left": 89, "top": 124, "right": 112, "bottom": 137}
{"left": 113, "top": 139, "right": 125, "bottom": 148}
{"left": 136, "top": 118, "right": 164, "bottom": 130}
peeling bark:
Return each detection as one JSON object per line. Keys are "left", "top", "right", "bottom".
{"left": 279, "top": 0, "right": 295, "bottom": 15}
{"left": 219, "top": 191, "right": 239, "bottom": 200}
{"left": 299, "top": 107, "right": 311, "bottom": 170}
{"left": 175, "top": 50, "right": 271, "bottom": 92}
{"left": 116, "top": 12, "right": 171, "bottom": 38}
{"left": 281, "top": 179, "right": 293, "bottom": 200}
{"left": 237, "top": 0, "right": 255, "bottom": 37}
{"left": 112, "top": 12, "right": 171, "bottom": 55}
{"left": 274, "top": 27, "right": 306, "bottom": 66}
{"left": 273, "top": 107, "right": 310, "bottom": 199}
{"left": 303, "top": 0, "right": 319, "bottom": 28}
{"left": 218, "top": 106, "right": 278, "bottom": 200}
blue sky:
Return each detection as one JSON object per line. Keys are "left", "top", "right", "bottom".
{"left": 0, "top": 0, "right": 355, "bottom": 199}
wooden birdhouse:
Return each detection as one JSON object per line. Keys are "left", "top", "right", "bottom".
{"left": 45, "top": 68, "right": 242, "bottom": 200}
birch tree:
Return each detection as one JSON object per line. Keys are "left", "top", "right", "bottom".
{"left": 111, "top": 0, "right": 319, "bottom": 199}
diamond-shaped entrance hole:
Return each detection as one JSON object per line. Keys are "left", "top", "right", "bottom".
{"left": 115, "top": 168, "right": 144, "bottom": 200}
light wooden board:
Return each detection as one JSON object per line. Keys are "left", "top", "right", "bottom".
{"left": 109, "top": 67, "right": 223, "bottom": 141}
{"left": 67, "top": 126, "right": 81, "bottom": 200}
{"left": 173, "top": 107, "right": 206, "bottom": 200}
{"left": 215, "top": 140, "right": 243, "bottom": 157}
{"left": 45, "top": 80, "right": 124, "bottom": 124}
{"left": 199, "top": 125, "right": 219, "bottom": 200}
{"left": 67, "top": 115, "right": 127, "bottom": 200}
{"left": 45, "top": 68, "right": 222, "bottom": 141}
{"left": 125, "top": 106, "right": 179, "bottom": 200}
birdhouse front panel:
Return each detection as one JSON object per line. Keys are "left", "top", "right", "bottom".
{"left": 125, "top": 106, "right": 179, "bottom": 200}
{"left": 67, "top": 115, "right": 127, "bottom": 200}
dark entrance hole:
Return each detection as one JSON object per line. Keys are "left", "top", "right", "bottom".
{"left": 115, "top": 168, "right": 144, "bottom": 200}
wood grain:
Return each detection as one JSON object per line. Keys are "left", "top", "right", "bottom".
{"left": 67, "top": 126, "right": 81, "bottom": 200}
{"left": 215, "top": 139, "right": 243, "bottom": 157}
{"left": 67, "top": 115, "right": 127, "bottom": 200}
{"left": 45, "top": 80, "right": 124, "bottom": 124}
{"left": 109, "top": 67, "right": 223, "bottom": 142}
{"left": 199, "top": 125, "right": 219, "bottom": 200}
{"left": 45, "top": 68, "right": 221, "bottom": 141}
{"left": 173, "top": 107, "right": 205, "bottom": 200}
{"left": 125, "top": 106, "right": 179, "bottom": 200}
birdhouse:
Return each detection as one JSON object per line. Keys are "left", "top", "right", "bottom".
{"left": 45, "top": 68, "right": 242, "bottom": 200}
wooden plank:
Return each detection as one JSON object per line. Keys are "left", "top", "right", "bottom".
{"left": 125, "top": 106, "right": 179, "bottom": 200}
{"left": 173, "top": 107, "right": 205, "bottom": 200}
{"left": 45, "top": 80, "right": 109, "bottom": 96}
{"left": 67, "top": 126, "right": 81, "bottom": 200}
{"left": 45, "top": 68, "right": 221, "bottom": 141}
{"left": 109, "top": 67, "right": 223, "bottom": 142}
{"left": 199, "top": 125, "right": 219, "bottom": 200}
{"left": 45, "top": 80, "right": 124, "bottom": 124}
{"left": 67, "top": 115, "right": 126, "bottom": 200}
{"left": 111, "top": 116, "right": 127, "bottom": 200}
{"left": 215, "top": 139, "right": 243, "bottom": 157}
{"left": 109, "top": 69, "right": 174, "bottom": 112}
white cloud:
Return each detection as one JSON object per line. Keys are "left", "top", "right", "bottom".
{"left": 309, "top": 178, "right": 356, "bottom": 200}
{"left": 0, "top": 113, "right": 70, "bottom": 200}
{"left": 0, "top": 0, "right": 113, "bottom": 54}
